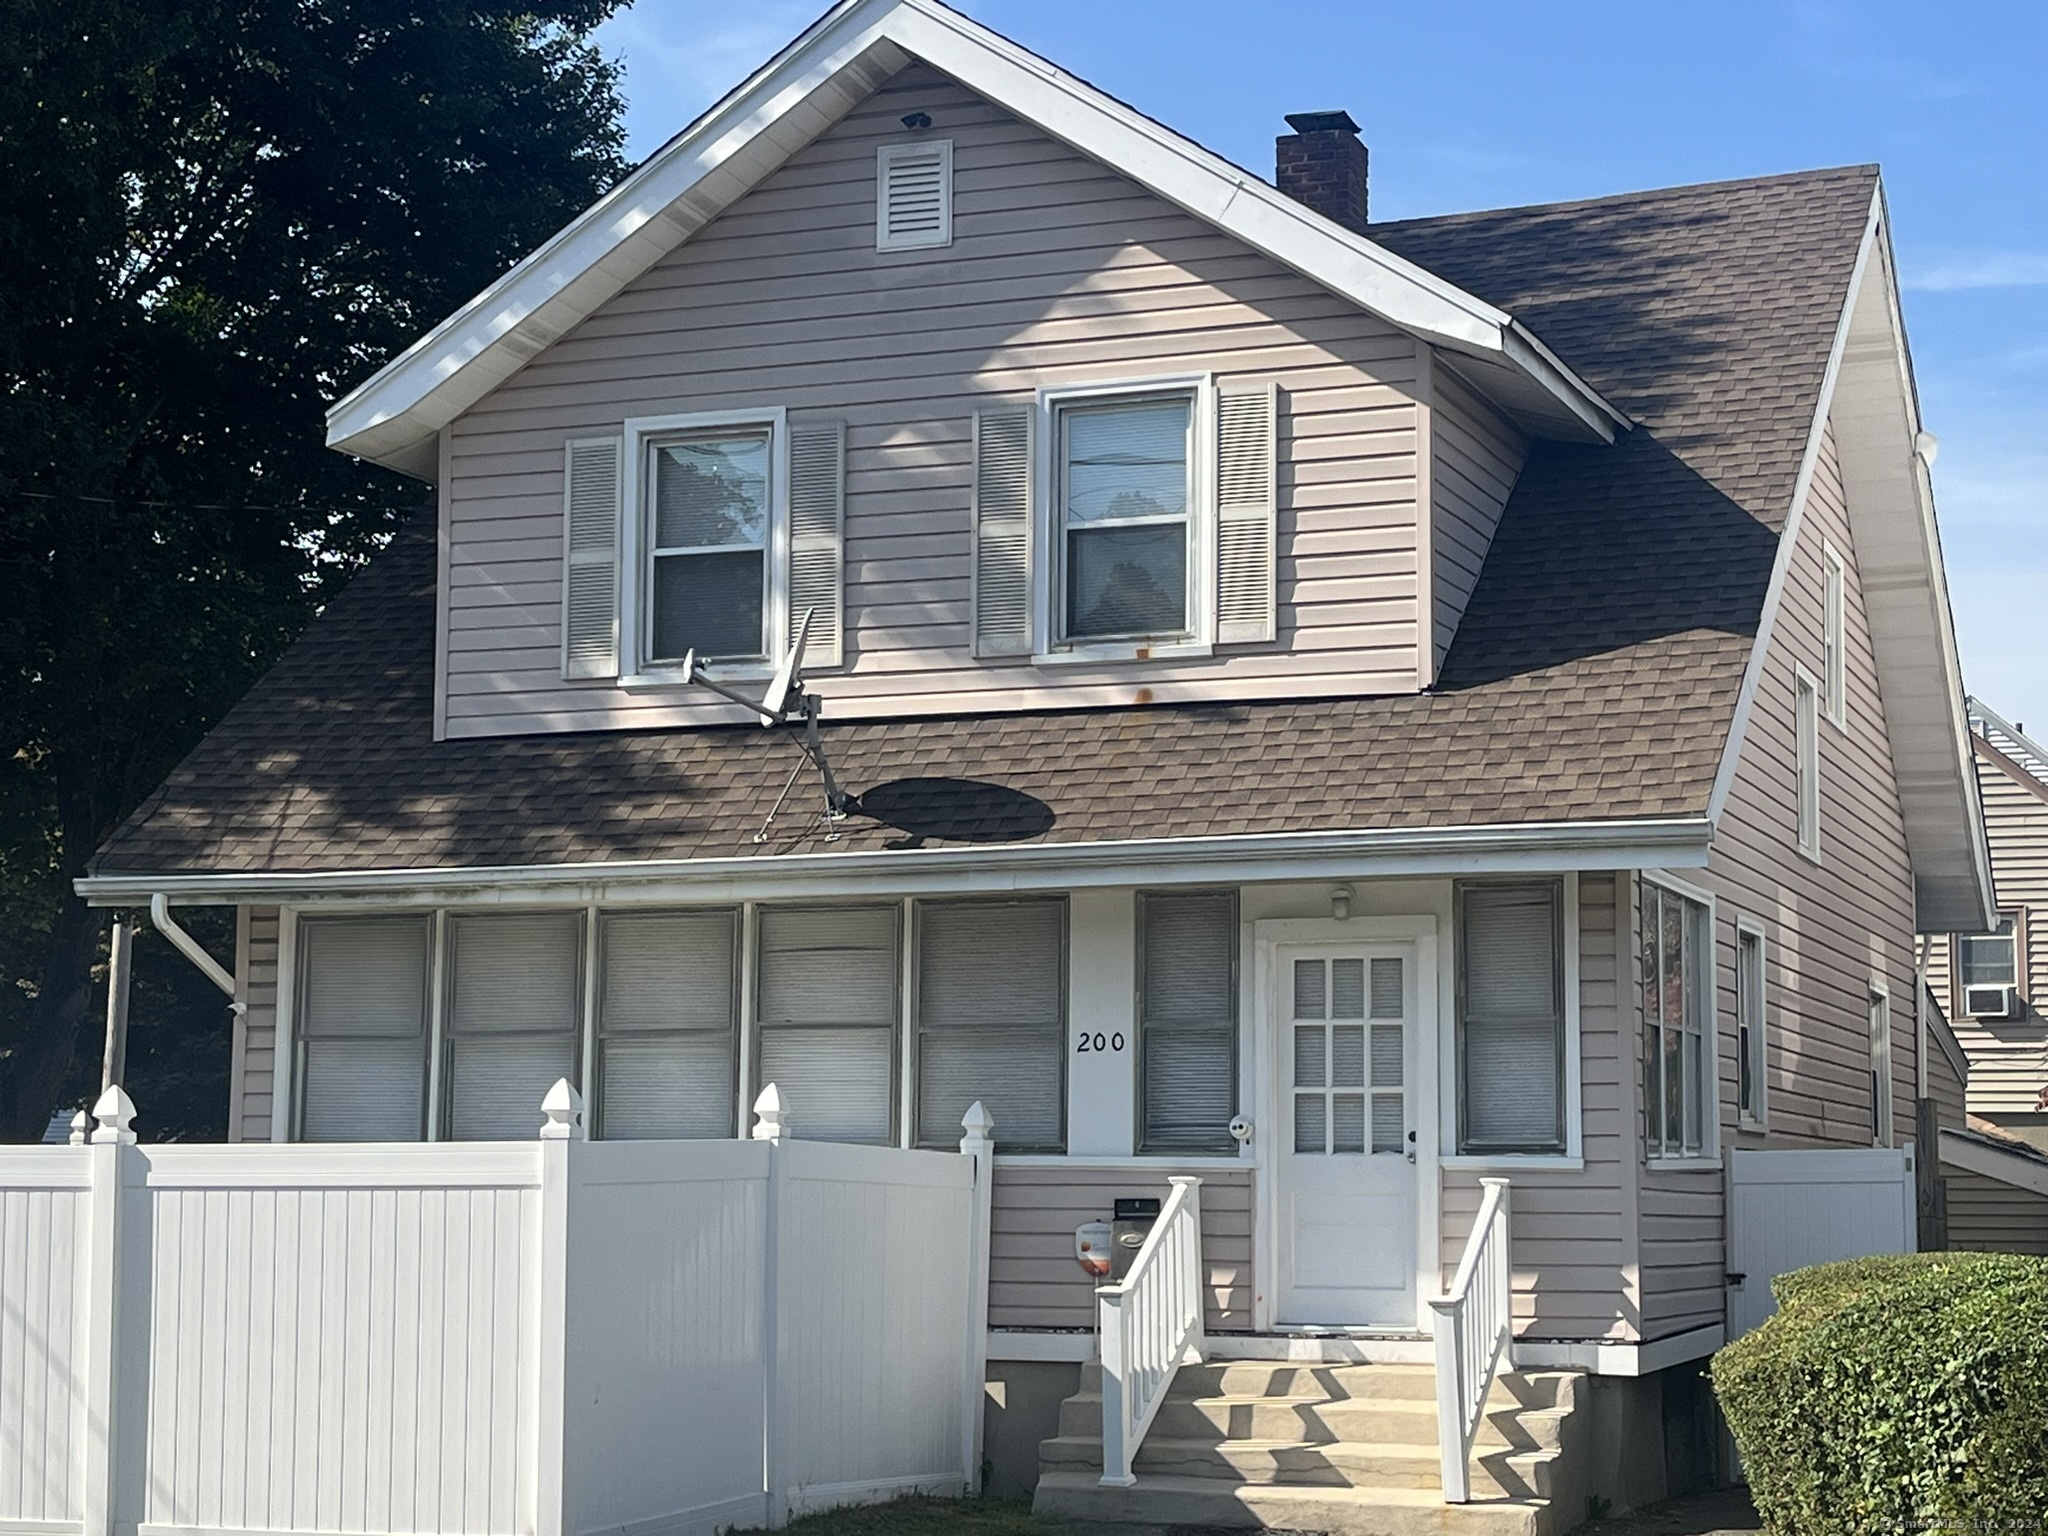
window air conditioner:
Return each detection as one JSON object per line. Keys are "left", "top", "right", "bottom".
{"left": 1964, "top": 983, "right": 2022, "bottom": 1022}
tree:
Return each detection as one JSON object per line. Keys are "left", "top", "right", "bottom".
{"left": 0, "top": 0, "right": 628, "bottom": 1139}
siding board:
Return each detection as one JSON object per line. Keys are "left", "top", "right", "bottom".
{"left": 233, "top": 906, "right": 280, "bottom": 1142}
{"left": 1429, "top": 365, "right": 1526, "bottom": 672}
{"left": 442, "top": 64, "right": 1427, "bottom": 739}
{"left": 1945, "top": 1165, "right": 2048, "bottom": 1254}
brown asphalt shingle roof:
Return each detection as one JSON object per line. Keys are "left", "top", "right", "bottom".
{"left": 92, "top": 165, "right": 1880, "bottom": 877}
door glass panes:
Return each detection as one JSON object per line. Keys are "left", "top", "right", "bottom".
{"left": 1292, "top": 955, "right": 1403, "bottom": 1155}
{"left": 648, "top": 428, "right": 771, "bottom": 661}
{"left": 597, "top": 909, "right": 738, "bottom": 1140}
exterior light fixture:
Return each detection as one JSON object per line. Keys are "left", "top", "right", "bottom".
{"left": 901, "top": 111, "right": 933, "bottom": 131}
{"left": 1331, "top": 884, "right": 1353, "bottom": 921}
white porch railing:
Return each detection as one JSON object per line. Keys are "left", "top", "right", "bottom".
{"left": 1428, "top": 1176, "right": 1513, "bottom": 1504}
{"left": 1096, "top": 1174, "right": 1204, "bottom": 1488}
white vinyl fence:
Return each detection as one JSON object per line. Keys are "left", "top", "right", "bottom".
{"left": 1726, "top": 1146, "right": 1916, "bottom": 1339}
{"left": 0, "top": 1082, "right": 994, "bottom": 1536}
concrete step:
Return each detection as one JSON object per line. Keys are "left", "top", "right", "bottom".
{"left": 1040, "top": 1433, "right": 1561, "bottom": 1501}
{"left": 1076, "top": 1359, "right": 1572, "bottom": 1411}
{"left": 1032, "top": 1468, "right": 1559, "bottom": 1536}
{"left": 1058, "top": 1391, "right": 1569, "bottom": 1452}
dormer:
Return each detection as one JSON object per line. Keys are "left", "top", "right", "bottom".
{"left": 326, "top": 0, "right": 1623, "bottom": 741}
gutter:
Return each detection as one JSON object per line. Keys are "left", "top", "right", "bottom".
{"left": 80, "top": 816, "right": 1714, "bottom": 907}
{"left": 148, "top": 893, "right": 246, "bottom": 1012}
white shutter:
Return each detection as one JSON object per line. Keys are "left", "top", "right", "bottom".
{"left": 972, "top": 408, "right": 1033, "bottom": 657}
{"left": 297, "top": 915, "right": 431, "bottom": 1143}
{"left": 447, "top": 912, "right": 583, "bottom": 1141}
{"left": 756, "top": 907, "right": 899, "bottom": 1144}
{"left": 787, "top": 421, "right": 845, "bottom": 668}
{"left": 876, "top": 140, "right": 953, "bottom": 251}
{"left": 1458, "top": 882, "right": 1564, "bottom": 1150}
{"left": 562, "top": 436, "right": 623, "bottom": 680}
{"left": 915, "top": 899, "right": 1065, "bottom": 1151}
{"left": 597, "top": 911, "right": 738, "bottom": 1140}
{"left": 1214, "top": 382, "right": 1278, "bottom": 644}
{"left": 1139, "top": 891, "right": 1238, "bottom": 1154}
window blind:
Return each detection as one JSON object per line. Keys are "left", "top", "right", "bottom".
{"left": 915, "top": 899, "right": 1064, "bottom": 1151}
{"left": 297, "top": 915, "right": 431, "bottom": 1142}
{"left": 597, "top": 909, "right": 738, "bottom": 1140}
{"left": 1458, "top": 881, "right": 1564, "bottom": 1152}
{"left": 1138, "top": 890, "right": 1237, "bottom": 1154}
{"left": 446, "top": 912, "right": 582, "bottom": 1141}
{"left": 756, "top": 906, "right": 899, "bottom": 1144}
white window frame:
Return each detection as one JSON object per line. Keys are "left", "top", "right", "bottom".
{"left": 1868, "top": 977, "right": 1894, "bottom": 1147}
{"left": 1822, "top": 541, "right": 1848, "bottom": 731}
{"left": 1643, "top": 871, "right": 1721, "bottom": 1170}
{"left": 1795, "top": 667, "right": 1822, "bottom": 862}
{"left": 1439, "top": 871, "right": 1584, "bottom": 1171}
{"left": 1955, "top": 912, "right": 2021, "bottom": 991}
{"left": 875, "top": 139, "right": 954, "bottom": 253}
{"left": 618, "top": 407, "right": 790, "bottom": 687}
{"left": 1033, "top": 374, "right": 1215, "bottom": 665}
{"left": 1735, "top": 917, "right": 1768, "bottom": 1129}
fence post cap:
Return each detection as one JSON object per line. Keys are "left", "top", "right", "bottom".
{"left": 539, "top": 1079, "right": 587, "bottom": 1141}
{"left": 90, "top": 1086, "right": 138, "bottom": 1145}
{"left": 752, "top": 1083, "right": 788, "bottom": 1143}
{"left": 67, "top": 1110, "right": 88, "bottom": 1146}
{"left": 960, "top": 1100, "right": 994, "bottom": 1145}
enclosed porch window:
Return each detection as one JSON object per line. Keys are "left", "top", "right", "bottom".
{"left": 1454, "top": 880, "right": 1566, "bottom": 1155}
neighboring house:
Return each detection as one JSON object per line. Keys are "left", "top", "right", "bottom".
{"left": 79, "top": 0, "right": 1991, "bottom": 1525}
{"left": 1925, "top": 699, "right": 2048, "bottom": 1150}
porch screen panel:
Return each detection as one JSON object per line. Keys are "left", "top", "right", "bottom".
{"left": 1139, "top": 890, "right": 1238, "bottom": 1154}
{"left": 598, "top": 909, "right": 738, "bottom": 1139}
{"left": 297, "top": 915, "right": 431, "bottom": 1142}
{"left": 446, "top": 912, "right": 583, "bottom": 1140}
{"left": 1457, "top": 881, "right": 1564, "bottom": 1153}
{"left": 756, "top": 906, "right": 899, "bottom": 1144}
{"left": 915, "top": 898, "right": 1065, "bottom": 1151}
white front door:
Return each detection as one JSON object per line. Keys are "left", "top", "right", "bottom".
{"left": 1272, "top": 942, "right": 1418, "bottom": 1326}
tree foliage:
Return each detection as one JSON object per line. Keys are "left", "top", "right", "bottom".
{"left": 0, "top": 0, "right": 627, "bottom": 1138}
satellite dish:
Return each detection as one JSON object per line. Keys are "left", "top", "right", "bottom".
{"left": 759, "top": 608, "right": 813, "bottom": 727}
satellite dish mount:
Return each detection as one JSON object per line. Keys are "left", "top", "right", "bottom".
{"left": 677, "top": 609, "right": 851, "bottom": 841}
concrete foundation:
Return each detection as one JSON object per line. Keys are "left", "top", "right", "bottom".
{"left": 982, "top": 1357, "right": 1082, "bottom": 1499}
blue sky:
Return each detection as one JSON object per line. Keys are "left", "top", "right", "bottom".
{"left": 592, "top": 0, "right": 2048, "bottom": 732}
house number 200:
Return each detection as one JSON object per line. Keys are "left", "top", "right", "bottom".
{"left": 1075, "top": 1032, "right": 1126, "bottom": 1053}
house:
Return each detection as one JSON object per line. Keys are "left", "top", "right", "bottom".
{"left": 78, "top": 0, "right": 1992, "bottom": 1527}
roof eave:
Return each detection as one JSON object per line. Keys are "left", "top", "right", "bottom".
{"left": 324, "top": 0, "right": 1621, "bottom": 479}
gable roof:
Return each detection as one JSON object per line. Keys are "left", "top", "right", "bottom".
{"left": 87, "top": 166, "right": 1886, "bottom": 898}
{"left": 1972, "top": 697, "right": 2048, "bottom": 800}
{"left": 322, "top": 0, "right": 1622, "bottom": 479}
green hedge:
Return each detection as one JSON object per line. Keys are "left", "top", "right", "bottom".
{"left": 1712, "top": 1251, "right": 2048, "bottom": 1533}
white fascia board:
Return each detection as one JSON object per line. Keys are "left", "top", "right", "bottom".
{"left": 325, "top": 0, "right": 1622, "bottom": 477}
{"left": 1940, "top": 1128, "right": 2048, "bottom": 1198}
{"left": 76, "top": 815, "right": 1711, "bottom": 908}
{"left": 1514, "top": 1323, "right": 1725, "bottom": 1377}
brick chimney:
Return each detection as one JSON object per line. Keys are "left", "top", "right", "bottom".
{"left": 1275, "top": 110, "right": 1368, "bottom": 232}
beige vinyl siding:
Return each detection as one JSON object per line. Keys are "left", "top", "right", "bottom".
{"left": 988, "top": 1165, "right": 1252, "bottom": 1333}
{"left": 1944, "top": 1164, "right": 2048, "bottom": 1254}
{"left": 1927, "top": 1011, "right": 1968, "bottom": 1131}
{"left": 232, "top": 905, "right": 281, "bottom": 1142}
{"left": 1428, "top": 363, "right": 1526, "bottom": 674}
{"left": 1636, "top": 418, "right": 1920, "bottom": 1341}
{"left": 441, "top": 64, "right": 1425, "bottom": 739}
{"left": 1937, "top": 754, "right": 2048, "bottom": 1115}
{"left": 1440, "top": 873, "right": 1638, "bottom": 1342}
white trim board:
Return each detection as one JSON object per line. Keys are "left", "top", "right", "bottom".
{"left": 1516, "top": 1323, "right": 1725, "bottom": 1378}
{"left": 78, "top": 816, "right": 1712, "bottom": 908}
{"left": 323, "top": 0, "right": 1622, "bottom": 479}
{"left": 1940, "top": 1128, "right": 2048, "bottom": 1198}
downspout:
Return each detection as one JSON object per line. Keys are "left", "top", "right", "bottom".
{"left": 149, "top": 893, "right": 246, "bottom": 1014}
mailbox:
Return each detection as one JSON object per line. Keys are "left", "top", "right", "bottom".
{"left": 1074, "top": 1220, "right": 1113, "bottom": 1279}
{"left": 1111, "top": 1197, "right": 1161, "bottom": 1282}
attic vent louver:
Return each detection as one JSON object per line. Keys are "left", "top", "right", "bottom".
{"left": 877, "top": 140, "right": 953, "bottom": 251}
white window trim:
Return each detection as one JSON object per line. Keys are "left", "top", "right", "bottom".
{"left": 1735, "top": 915, "right": 1769, "bottom": 1131}
{"left": 1822, "top": 541, "right": 1848, "bottom": 732}
{"left": 1795, "top": 666, "right": 1822, "bottom": 863}
{"left": 618, "top": 407, "right": 790, "bottom": 688}
{"left": 1437, "top": 871, "right": 1583, "bottom": 1162}
{"left": 1869, "top": 974, "right": 1894, "bottom": 1148}
{"left": 875, "top": 138, "right": 954, "bottom": 253}
{"left": 1032, "top": 373, "right": 1216, "bottom": 665}
{"left": 1641, "top": 870, "right": 1722, "bottom": 1164}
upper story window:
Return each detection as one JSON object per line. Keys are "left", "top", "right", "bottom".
{"left": 1822, "top": 541, "right": 1847, "bottom": 729}
{"left": 1796, "top": 668, "right": 1821, "bottom": 860}
{"left": 646, "top": 425, "right": 774, "bottom": 664}
{"left": 1057, "top": 392, "right": 1195, "bottom": 642}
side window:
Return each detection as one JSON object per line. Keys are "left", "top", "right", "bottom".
{"left": 1642, "top": 883, "right": 1713, "bottom": 1159}
{"left": 1137, "top": 890, "right": 1238, "bottom": 1154}
{"left": 1456, "top": 880, "right": 1566, "bottom": 1155}
{"left": 296, "top": 915, "right": 431, "bottom": 1143}
{"left": 1823, "top": 542, "right": 1847, "bottom": 729}
{"left": 1737, "top": 925, "right": 1767, "bottom": 1125}
{"left": 1869, "top": 985, "right": 1894, "bottom": 1146}
{"left": 1796, "top": 670, "right": 1822, "bottom": 859}
{"left": 914, "top": 898, "right": 1066, "bottom": 1152}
